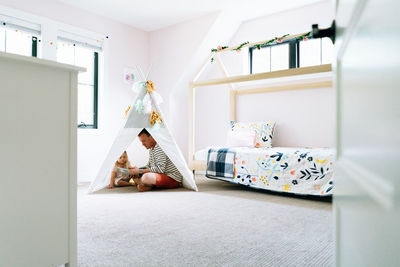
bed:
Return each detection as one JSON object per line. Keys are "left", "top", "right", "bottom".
{"left": 188, "top": 35, "right": 334, "bottom": 196}
{"left": 204, "top": 146, "right": 334, "bottom": 196}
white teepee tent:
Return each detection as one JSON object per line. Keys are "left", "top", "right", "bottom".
{"left": 88, "top": 78, "right": 198, "bottom": 193}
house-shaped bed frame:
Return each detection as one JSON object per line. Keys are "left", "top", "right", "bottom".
{"left": 188, "top": 32, "right": 333, "bottom": 171}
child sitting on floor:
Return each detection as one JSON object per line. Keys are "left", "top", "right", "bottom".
{"left": 109, "top": 151, "right": 136, "bottom": 189}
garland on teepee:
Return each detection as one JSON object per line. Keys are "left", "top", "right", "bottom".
{"left": 146, "top": 80, "right": 155, "bottom": 93}
{"left": 150, "top": 110, "right": 162, "bottom": 126}
{"left": 129, "top": 79, "right": 164, "bottom": 129}
{"left": 124, "top": 105, "right": 131, "bottom": 119}
{"left": 134, "top": 99, "right": 143, "bottom": 114}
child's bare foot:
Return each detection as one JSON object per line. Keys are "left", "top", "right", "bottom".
{"left": 137, "top": 184, "right": 152, "bottom": 192}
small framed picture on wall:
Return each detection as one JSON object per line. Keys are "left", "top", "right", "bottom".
{"left": 123, "top": 67, "right": 136, "bottom": 84}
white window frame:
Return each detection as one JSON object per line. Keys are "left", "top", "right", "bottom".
{"left": 0, "top": 4, "right": 106, "bottom": 130}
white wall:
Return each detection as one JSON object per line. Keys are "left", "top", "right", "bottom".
{"left": 0, "top": 0, "right": 149, "bottom": 182}
{"left": 149, "top": 12, "right": 219, "bottom": 121}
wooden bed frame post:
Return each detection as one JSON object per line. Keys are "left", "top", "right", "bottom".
{"left": 189, "top": 53, "right": 214, "bottom": 171}
{"left": 215, "top": 55, "right": 237, "bottom": 122}
{"left": 230, "top": 90, "right": 236, "bottom": 122}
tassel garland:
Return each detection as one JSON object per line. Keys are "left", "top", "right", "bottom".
{"left": 134, "top": 99, "right": 143, "bottom": 114}
{"left": 150, "top": 110, "right": 162, "bottom": 125}
{"left": 124, "top": 105, "right": 131, "bottom": 119}
{"left": 146, "top": 80, "right": 155, "bottom": 93}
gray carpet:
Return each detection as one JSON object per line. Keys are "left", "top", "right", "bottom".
{"left": 78, "top": 175, "right": 333, "bottom": 267}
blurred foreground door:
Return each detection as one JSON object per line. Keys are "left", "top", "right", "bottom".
{"left": 334, "top": 0, "right": 400, "bottom": 266}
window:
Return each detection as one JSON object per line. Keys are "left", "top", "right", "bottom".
{"left": 299, "top": 38, "right": 321, "bottom": 67}
{"left": 57, "top": 40, "right": 98, "bottom": 129}
{"left": 1, "top": 14, "right": 103, "bottom": 129}
{"left": 299, "top": 37, "right": 334, "bottom": 67}
{"left": 271, "top": 43, "right": 289, "bottom": 71}
{"left": 0, "top": 24, "right": 38, "bottom": 57}
{"left": 251, "top": 46, "right": 270, "bottom": 73}
{"left": 321, "top": 37, "right": 334, "bottom": 64}
{"left": 249, "top": 37, "right": 333, "bottom": 74}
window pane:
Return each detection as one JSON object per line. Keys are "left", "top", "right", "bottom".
{"left": 57, "top": 42, "right": 97, "bottom": 127}
{"left": 252, "top": 47, "right": 270, "bottom": 73}
{"left": 5, "top": 29, "right": 32, "bottom": 56}
{"left": 77, "top": 84, "right": 94, "bottom": 126}
{"left": 57, "top": 41, "right": 74, "bottom": 65}
{"left": 300, "top": 38, "right": 321, "bottom": 67}
{"left": 322, "top": 37, "right": 334, "bottom": 64}
{"left": 0, "top": 28, "right": 5, "bottom": 52}
{"left": 271, "top": 43, "right": 289, "bottom": 71}
{"left": 75, "top": 46, "right": 94, "bottom": 85}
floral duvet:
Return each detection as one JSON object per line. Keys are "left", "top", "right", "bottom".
{"left": 206, "top": 147, "right": 334, "bottom": 196}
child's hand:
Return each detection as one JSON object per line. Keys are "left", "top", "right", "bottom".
{"left": 129, "top": 166, "right": 139, "bottom": 175}
{"left": 108, "top": 185, "right": 114, "bottom": 189}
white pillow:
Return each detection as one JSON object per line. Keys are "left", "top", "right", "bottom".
{"left": 230, "top": 121, "right": 276, "bottom": 148}
{"left": 226, "top": 129, "right": 256, "bottom": 147}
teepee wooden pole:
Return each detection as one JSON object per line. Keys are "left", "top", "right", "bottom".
{"left": 146, "top": 62, "right": 153, "bottom": 80}
{"left": 136, "top": 66, "right": 146, "bottom": 81}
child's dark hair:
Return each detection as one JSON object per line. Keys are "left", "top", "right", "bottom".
{"left": 138, "top": 128, "right": 151, "bottom": 137}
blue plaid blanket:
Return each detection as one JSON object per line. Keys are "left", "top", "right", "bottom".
{"left": 206, "top": 148, "right": 236, "bottom": 179}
